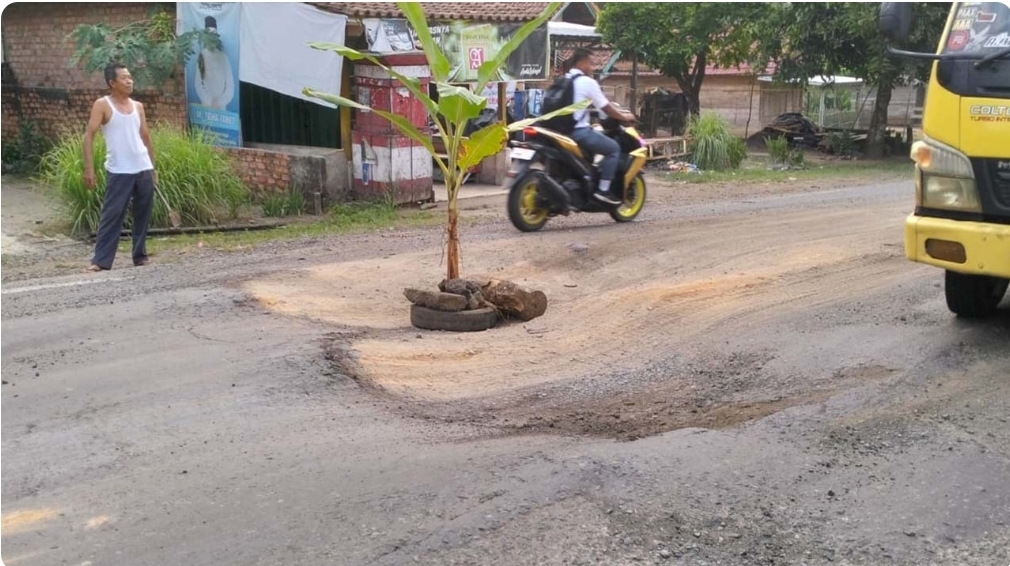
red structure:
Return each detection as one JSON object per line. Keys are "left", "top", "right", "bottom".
{"left": 351, "top": 53, "right": 434, "bottom": 203}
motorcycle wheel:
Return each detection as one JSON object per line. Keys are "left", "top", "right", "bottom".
{"left": 610, "top": 174, "right": 647, "bottom": 223}
{"left": 508, "top": 171, "right": 550, "bottom": 232}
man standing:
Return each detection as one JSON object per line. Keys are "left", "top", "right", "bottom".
{"left": 84, "top": 63, "right": 157, "bottom": 271}
{"left": 565, "top": 48, "right": 637, "bottom": 205}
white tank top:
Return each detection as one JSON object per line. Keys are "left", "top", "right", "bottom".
{"left": 102, "top": 96, "right": 153, "bottom": 174}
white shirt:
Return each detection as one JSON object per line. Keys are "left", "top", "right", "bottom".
{"left": 566, "top": 69, "right": 610, "bottom": 129}
{"left": 102, "top": 97, "right": 153, "bottom": 174}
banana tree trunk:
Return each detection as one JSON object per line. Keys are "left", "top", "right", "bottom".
{"left": 445, "top": 170, "right": 462, "bottom": 280}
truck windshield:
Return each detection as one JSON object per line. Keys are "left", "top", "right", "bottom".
{"left": 942, "top": 2, "right": 1010, "bottom": 55}
{"left": 936, "top": 2, "right": 1010, "bottom": 99}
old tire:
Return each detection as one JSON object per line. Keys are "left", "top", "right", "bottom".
{"left": 410, "top": 305, "right": 499, "bottom": 332}
{"left": 944, "top": 270, "right": 1009, "bottom": 318}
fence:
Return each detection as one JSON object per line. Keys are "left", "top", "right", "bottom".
{"left": 600, "top": 80, "right": 924, "bottom": 139}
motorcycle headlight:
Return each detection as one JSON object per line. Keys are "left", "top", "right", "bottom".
{"left": 910, "top": 138, "right": 981, "bottom": 212}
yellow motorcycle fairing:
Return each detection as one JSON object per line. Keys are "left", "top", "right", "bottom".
{"left": 523, "top": 126, "right": 583, "bottom": 159}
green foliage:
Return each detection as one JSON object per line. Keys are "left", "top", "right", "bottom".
{"left": 754, "top": 3, "right": 950, "bottom": 157}
{"left": 687, "top": 112, "right": 744, "bottom": 172}
{"left": 728, "top": 136, "right": 747, "bottom": 170}
{"left": 827, "top": 130, "right": 857, "bottom": 158}
{"left": 765, "top": 136, "right": 790, "bottom": 164}
{"left": 597, "top": 3, "right": 766, "bottom": 114}
{"left": 260, "top": 192, "right": 305, "bottom": 218}
{"left": 764, "top": 135, "right": 806, "bottom": 169}
{"left": 69, "top": 6, "right": 222, "bottom": 90}
{"left": 39, "top": 124, "right": 249, "bottom": 236}
{"left": 330, "top": 199, "right": 399, "bottom": 228}
{"left": 1, "top": 121, "right": 51, "bottom": 175}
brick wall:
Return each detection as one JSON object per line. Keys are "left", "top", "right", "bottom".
{"left": 223, "top": 147, "right": 291, "bottom": 195}
{"left": 1, "top": 88, "right": 187, "bottom": 140}
{"left": 1, "top": 2, "right": 186, "bottom": 140}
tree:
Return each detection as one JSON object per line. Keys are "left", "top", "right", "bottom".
{"left": 69, "top": 7, "right": 222, "bottom": 91}
{"left": 597, "top": 3, "right": 766, "bottom": 117}
{"left": 302, "top": 3, "right": 587, "bottom": 281}
{"left": 755, "top": 3, "right": 950, "bottom": 158}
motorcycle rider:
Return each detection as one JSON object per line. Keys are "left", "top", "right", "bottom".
{"left": 565, "top": 48, "right": 637, "bottom": 205}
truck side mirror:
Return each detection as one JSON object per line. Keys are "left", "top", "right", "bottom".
{"left": 879, "top": 2, "right": 912, "bottom": 43}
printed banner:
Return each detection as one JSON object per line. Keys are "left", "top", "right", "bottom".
{"left": 178, "top": 2, "right": 242, "bottom": 147}
{"left": 363, "top": 19, "right": 550, "bottom": 82}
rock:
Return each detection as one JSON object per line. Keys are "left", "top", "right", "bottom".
{"left": 403, "top": 288, "right": 468, "bottom": 312}
{"left": 439, "top": 278, "right": 491, "bottom": 310}
{"left": 479, "top": 279, "right": 548, "bottom": 321}
{"left": 659, "top": 549, "right": 672, "bottom": 559}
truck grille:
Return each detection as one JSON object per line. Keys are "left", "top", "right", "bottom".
{"left": 989, "top": 159, "right": 1010, "bottom": 209}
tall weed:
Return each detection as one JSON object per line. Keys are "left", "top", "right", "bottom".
{"left": 39, "top": 123, "right": 250, "bottom": 235}
{"left": 260, "top": 191, "right": 305, "bottom": 218}
{"left": 688, "top": 112, "right": 745, "bottom": 172}
{"left": 765, "top": 136, "right": 790, "bottom": 164}
{"left": 765, "top": 135, "right": 805, "bottom": 170}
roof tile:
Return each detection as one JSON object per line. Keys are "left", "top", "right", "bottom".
{"left": 311, "top": 2, "right": 555, "bottom": 22}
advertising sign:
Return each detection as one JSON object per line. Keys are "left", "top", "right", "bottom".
{"left": 178, "top": 2, "right": 242, "bottom": 147}
{"left": 364, "top": 19, "right": 550, "bottom": 82}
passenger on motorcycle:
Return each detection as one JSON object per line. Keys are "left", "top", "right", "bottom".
{"left": 565, "top": 48, "right": 637, "bottom": 205}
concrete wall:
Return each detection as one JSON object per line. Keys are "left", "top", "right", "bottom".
{"left": 245, "top": 143, "right": 351, "bottom": 206}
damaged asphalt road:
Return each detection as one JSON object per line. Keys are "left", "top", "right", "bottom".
{"left": 2, "top": 178, "right": 1008, "bottom": 566}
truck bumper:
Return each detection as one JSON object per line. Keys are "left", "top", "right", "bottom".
{"left": 904, "top": 214, "right": 1010, "bottom": 278}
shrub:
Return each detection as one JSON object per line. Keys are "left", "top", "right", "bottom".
{"left": 788, "top": 147, "right": 806, "bottom": 168}
{"left": 688, "top": 112, "right": 744, "bottom": 172}
{"left": 39, "top": 124, "right": 249, "bottom": 235}
{"left": 2, "top": 121, "right": 51, "bottom": 175}
{"left": 728, "top": 136, "right": 747, "bottom": 169}
{"left": 765, "top": 135, "right": 790, "bottom": 164}
{"left": 827, "top": 130, "right": 856, "bottom": 158}
{"left": 260, "top": 191, "right": 305, "bottom": 218}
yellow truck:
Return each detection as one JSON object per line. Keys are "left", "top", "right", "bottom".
{"left": 880, "top": 2, "right": 1010, "bottom": 317}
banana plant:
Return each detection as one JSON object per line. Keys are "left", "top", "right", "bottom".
{"left": 302, "top": 2, "right": 589, "bottom": 280}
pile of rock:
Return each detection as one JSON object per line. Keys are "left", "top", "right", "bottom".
{"left": 404, "top": 278, "right": 548, "bottom": 332}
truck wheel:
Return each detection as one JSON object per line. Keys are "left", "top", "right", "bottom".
{"left": 944, "top": 271, "right": 1009, "bottom": 318}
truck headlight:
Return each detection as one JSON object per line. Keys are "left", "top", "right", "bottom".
{"left": 911, "top": 138, "right": 981, "bottom": 212}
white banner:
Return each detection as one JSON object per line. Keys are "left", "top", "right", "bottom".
{"left": 238, "top": 3, "right": 347, "bottom": 107}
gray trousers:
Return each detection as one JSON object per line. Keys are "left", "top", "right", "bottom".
{"left": 570, "top": 126, "right": 621, "bottom": 183}
{"left": 92, "top": 170, "right": 155, "bottom": 269}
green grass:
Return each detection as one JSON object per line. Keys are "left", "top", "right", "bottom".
{"left": 142, "top": 201, "right": 452, "bottom": 254}
{"left": 260, "top": 192, "right": 305, "bottom": 218}
{"left": 665, "top": 156, "right": 912, "bottom": 184}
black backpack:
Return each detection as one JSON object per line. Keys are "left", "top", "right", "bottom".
{"left": 540, "top": 74, "right": 584, "bottom": 135}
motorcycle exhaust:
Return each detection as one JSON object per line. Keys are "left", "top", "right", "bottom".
{"left": 535, "top": 172, "right": 571, "bottom": 211}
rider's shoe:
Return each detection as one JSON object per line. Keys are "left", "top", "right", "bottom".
{"left": 592, "top": 190, "right": 621, "bottom": 206}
